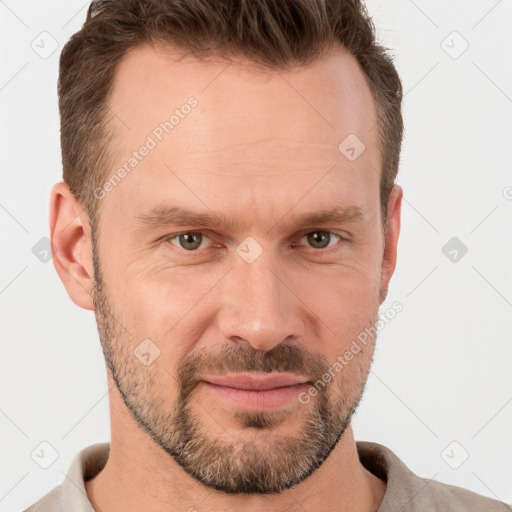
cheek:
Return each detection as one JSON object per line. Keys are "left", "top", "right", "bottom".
{"left": 114, "top": 252, "right": 381, "bottom": 324}
{"left": 299, "top": 263, "right": 381, "bottom": 364}
{"left": 305, "top": 259, "right": 381, "bottom": 316}
{"left": 106, "top": 266, "right": 217, "bottom": 366}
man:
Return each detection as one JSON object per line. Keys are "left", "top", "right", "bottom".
{"left": 25, "top": 0, "right": 508, "bottom": 511}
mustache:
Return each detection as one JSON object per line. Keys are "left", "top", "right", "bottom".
{"left": 176, "top": 343, "right": 331, "bottom": 400}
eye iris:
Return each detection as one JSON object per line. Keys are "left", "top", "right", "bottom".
{"left": 179, "top": 233, "right": 202, "bottom": 250}
{"left": 307, "top": 231, "right": 331, "bottom": 249}
{"left": 176, "top": 232, "right": 334, "bottom": 251}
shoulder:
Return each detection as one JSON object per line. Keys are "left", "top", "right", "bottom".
{"left": 22, "top": 484, "right": 63, "bottom": 512}
{"left": 21, "top": 442, "right": 109, "bottom": 512}
{"left": 356, "top": 440, "right": 511, "bottom": 512}
{"left": 415, "top": 475, "right": 511, "bottom": 511}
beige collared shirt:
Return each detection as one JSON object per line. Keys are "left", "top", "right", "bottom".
{"left": 24, "top": 441, "right": 510, "bottom": 511}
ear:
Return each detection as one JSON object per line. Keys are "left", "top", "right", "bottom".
{"left": 50, "top": 182, "right": 95, "bottom": 310}
{"left": 379, "top": 184, "right": 402, "bottom": 304}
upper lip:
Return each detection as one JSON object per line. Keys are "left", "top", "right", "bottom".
{"left": 202, "top": 373, "right": 309, "bottom": 391}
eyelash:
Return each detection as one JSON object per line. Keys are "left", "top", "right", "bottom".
{"left": 164, "top": 230, "right": 346, "bottom": 256}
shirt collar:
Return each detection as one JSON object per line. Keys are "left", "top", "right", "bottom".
{"left": 61, "top": 442, "right": 110, "bottom": 512}
{"left": 60, "top": 440, "right": 422, "bottom": 511}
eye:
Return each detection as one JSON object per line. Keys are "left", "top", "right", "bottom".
{"left": 168, "top": 232, "right": 213, "bottom": 251}
{"left": 296, "top": 230, "right": 343, "bottom": 252}
{"left": 164, "top": 230, "right": 345, "bottom": 255}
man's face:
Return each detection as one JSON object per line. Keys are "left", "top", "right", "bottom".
{"left": 91, "top": 44, "right": 394, "bottom": 494}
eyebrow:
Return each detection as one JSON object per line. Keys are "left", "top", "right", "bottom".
{"left": 135, "top": 204, "right": 364, "bottom": 232}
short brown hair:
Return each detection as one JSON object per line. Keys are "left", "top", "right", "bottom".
{"left": 58, "top": 0, "right": 403, "bottom": 230}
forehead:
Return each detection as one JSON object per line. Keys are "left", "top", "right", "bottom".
{"left": 101, "top": 43, "right": 381, "bottom": 227}
{"left": 108, "top": 43, "right": 378, "bottom": 146}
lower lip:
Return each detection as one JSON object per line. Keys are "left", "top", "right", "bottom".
{"left": 202, "top": 381, "right": 311, "bottom": 412}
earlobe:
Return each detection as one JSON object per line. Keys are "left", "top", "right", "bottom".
{"left": 379, "top": 184, "right": 402, "bottom": 304}
{"left": 50, "top": 182, "right": 95, "bottom": 311}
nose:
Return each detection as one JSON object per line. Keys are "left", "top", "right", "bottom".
{"left": 216, "top": 248, "right": 305, "bottom": 352}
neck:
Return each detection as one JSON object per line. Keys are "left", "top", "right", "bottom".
{"left": 86, "top": 384, "right": 386, "bottom": 512}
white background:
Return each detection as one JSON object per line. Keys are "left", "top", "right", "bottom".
{"left": 1, "top": 1, "right": 511, "bottom": 510}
